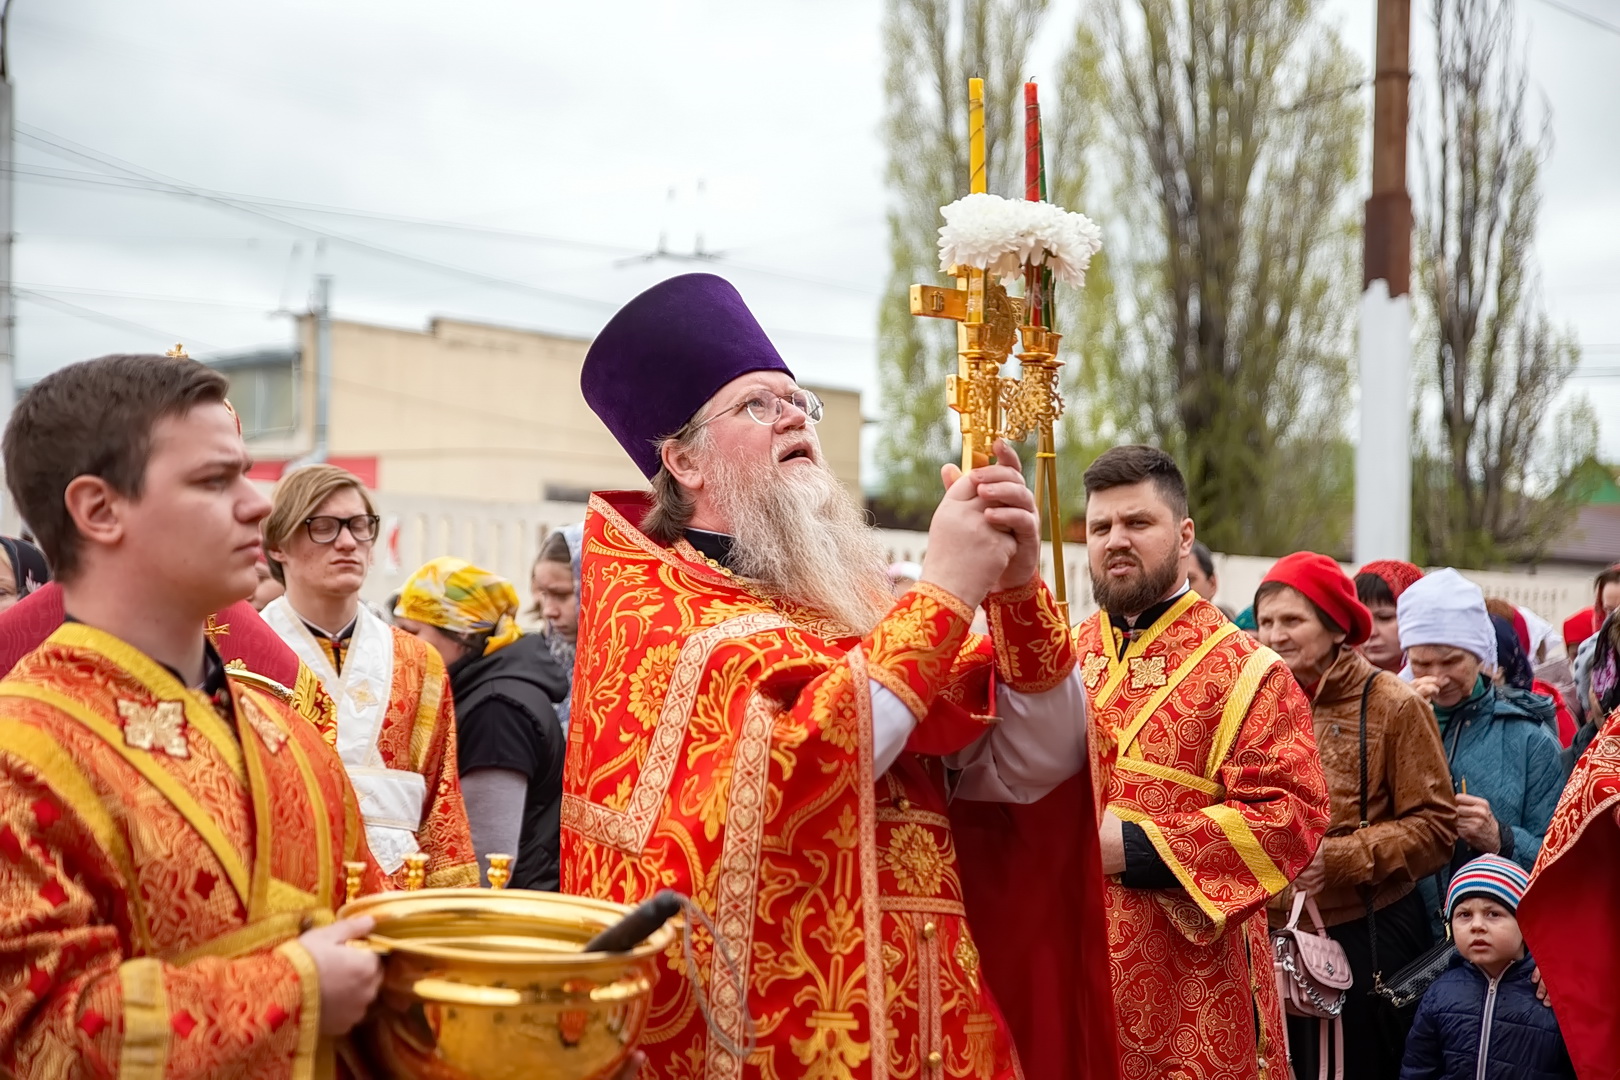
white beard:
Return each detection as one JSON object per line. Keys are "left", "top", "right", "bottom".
{"left": 704, "top": 448, "right": 893, "bottom": 636}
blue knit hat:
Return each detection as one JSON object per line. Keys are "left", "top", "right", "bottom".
{"left": 1446, "top": 854, "right": 1531, "bottom": 917}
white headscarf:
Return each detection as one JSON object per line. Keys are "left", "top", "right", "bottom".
{"left": 1396, "top": 567, "right": 1498, "bottom": 668}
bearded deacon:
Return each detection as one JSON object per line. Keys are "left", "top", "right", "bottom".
{"left": 561, "top": 274, "right": 1116, "bottom": 1080}
{"left": 1076, "top": 446, "right": 1328, "bottom": 1080}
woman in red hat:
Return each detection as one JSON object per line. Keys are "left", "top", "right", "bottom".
{"left": 1257, "top": 552, "right": 1459, "bottom": 1080}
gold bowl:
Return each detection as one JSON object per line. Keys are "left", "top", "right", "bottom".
{"left": 339, "top": 888, "right": 675, "bottom": 1080}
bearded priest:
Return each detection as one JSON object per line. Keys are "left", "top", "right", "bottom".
{"left": 561, "top": 274, "right": 1117, "bottom": 1080}
{"left": 1073, "top": 445, "right": 1328, "bottom": 1080}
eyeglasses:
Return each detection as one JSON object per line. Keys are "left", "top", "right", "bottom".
{"left": 303, "top": 514, "right": 381, "bottom": 544}
{"left": 694, "top": 388, "right": 824, "bottom": 430}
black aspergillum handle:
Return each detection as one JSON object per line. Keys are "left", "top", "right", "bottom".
{"left": 583, "top": 890, "right": 684, "bottom": 953}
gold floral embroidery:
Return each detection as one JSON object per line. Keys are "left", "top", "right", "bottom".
{"left": 884, "top": 823, "right": 946, "bottom": 897}
{"left": 1128, "top": 655, "right": 1167, "bottom": 691}
{"left": 118, "top": 700, "right": 189, "bottom": 758}
{"left": 238, "top": 695, "right": 287, "bottom": 754}
{"left": 955, "top": 932, "right": 981, "bottom": 994}
{"left": 627, "top": 642, "right": 681, "bottom": 730}
{"left": 1081, "top": 653, "right": 1109, "bottom": 690}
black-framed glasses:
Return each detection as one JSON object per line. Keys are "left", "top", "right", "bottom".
{"left": 303, "top": 514, "right": 380, "bottom": 544}
{"left": 694, "top": 388, "right": 824, "bottom": 430}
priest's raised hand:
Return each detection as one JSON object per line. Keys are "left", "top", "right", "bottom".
{"left": 926, "top": 439, "right": 1039, "bottom": 609}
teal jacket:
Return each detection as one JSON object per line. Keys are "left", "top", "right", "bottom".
{"left": 1418, "top": 680, "right": 1565, "bottom": 931}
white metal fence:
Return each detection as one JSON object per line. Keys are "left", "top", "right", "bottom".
{"left": 360, "top": 497, "right": 1601, "bottom": 632}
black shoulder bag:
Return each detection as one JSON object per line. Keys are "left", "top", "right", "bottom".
{"left": 1359, "top": 672, "right": 1457, "bottom": 1008}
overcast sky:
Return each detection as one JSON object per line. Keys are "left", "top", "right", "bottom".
{"left": 10, "top": 0, "right": 1620, "bottom": 461}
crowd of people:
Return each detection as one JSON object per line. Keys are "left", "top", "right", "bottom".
{"left": 0, "top": 272, "right": 1617, "bottom": 1080}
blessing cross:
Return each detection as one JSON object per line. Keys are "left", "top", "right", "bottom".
{"left": 909, "top": 273, "right": 1023, "bottom": 471}
{"left": 165, "top": 343, "right": 190, "bottom": 358}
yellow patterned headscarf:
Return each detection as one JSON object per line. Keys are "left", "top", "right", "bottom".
{"left": 395, "top": 557, "right": 524, "bottom": 656}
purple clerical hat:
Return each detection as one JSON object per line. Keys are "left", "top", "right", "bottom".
{"left": 582, "top": 274, "right": 793, "bottom": 478}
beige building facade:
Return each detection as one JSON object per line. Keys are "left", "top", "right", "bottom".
{"left": 229, "top": 314, "right": 862, "bottom": 502}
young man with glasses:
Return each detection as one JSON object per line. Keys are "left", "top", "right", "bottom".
{"left": 261, "top": 464, "right": 476, "bottom": 890}
{"left": 562, "top": 274, "right": 1116, "bottom": 1080}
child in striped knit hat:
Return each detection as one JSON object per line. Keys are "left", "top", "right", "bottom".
{"left": 1400, "top": 855, "right": 1574, "bottom": 1079}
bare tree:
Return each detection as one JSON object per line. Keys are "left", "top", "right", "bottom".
{"left": 1412, "top": 0, "right": 1594, "bottom": 566}
{"left": 876, "top": 0, "right": 1052, "bottom": 517}
{"left": 1056, "top": 0, "right": 1364, "bottom": 555}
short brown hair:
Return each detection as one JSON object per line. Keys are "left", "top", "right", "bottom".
{"left": 1082, "top": 445, "right": 1189, "bottom": 520}
{"left": 263, "top": 464, "right": 376, "bottom": 584}
{"left": 3, "top": 354, "right": 229, "bottom": 581}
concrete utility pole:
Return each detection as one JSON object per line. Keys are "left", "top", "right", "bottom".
{"left": 1355, "top": 0, "right": 1414, "bottom": 563}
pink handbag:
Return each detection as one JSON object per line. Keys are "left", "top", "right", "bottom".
{"left": 1271, "top": 892, "right": 1352, "bottom": 1080}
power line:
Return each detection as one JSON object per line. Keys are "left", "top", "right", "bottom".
{"left": 14, "top": 127, "right": 884, "bottom": 341}
{"left": 3, "top": 160, "right": 640, "bottom": 255}
{"left": 17, "top": 282, "right": 277, "bottom": 312}
{"left": 16, "top": 125, "right": 623, "bottom": 314}
{"left": 16, "top": 289, "right": 221, "bottom": 351}
{"left": 8, "top": 159, "right": 886, "bottom": 297}
{"left": 1533, "top": 0, "right": 1620, "bottom": 37}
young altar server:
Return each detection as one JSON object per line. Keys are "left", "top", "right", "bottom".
{"left": 261, "top": 465, "right": 476, "bottom": 890}
{"left": 0, "top": 353, "right": 387, "bottom": 1077}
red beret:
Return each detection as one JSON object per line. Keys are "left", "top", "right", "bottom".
{"left": 1357, "top": 559, "right": 1424, "bottom": 600}
{"left": 1262, "top": 552, "right": 1372, "bottom": 646}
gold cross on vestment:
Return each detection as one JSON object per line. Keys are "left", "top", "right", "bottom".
{"left": 165, "top": 343, "right": 190, "bottom": 358}
{"left": 119, "top": 700, "right": 190, "bottom": 758}
{"left": 204, "top": 614, "right": 230, "bottom": 646}
{"left": 1128, "top": 655, "right": 1168, "bottom": 692}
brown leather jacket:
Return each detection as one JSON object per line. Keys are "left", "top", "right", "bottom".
{"left": 1269, "top": 647, "right": 1457, "bottom": 928}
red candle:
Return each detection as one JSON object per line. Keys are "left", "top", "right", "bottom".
{"left": 1024, "top": 82, "right": 1041, "bottom": 204}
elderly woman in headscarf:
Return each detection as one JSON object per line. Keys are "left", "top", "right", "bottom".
{"left": 396, "top": 557, "right": 569, "bottom": 890}
{"left": 529, "top": 523, "right": 582, "bottom": 733}
{"left": 0, "top": 536, "right": 50, "bottom": 614}
{"left": 1400, "top": 569, "right": 1567, "bottom": 934}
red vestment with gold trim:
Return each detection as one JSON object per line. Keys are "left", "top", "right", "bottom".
{"left": 1076, "top": 595, "right": 1327, "bottom": 1080}
{"left": 1519, "top": 708, "right": 1620, "bottom": 1078}
{"left": 560, "top": 492, "right": 1107, "bottom": 1080}
{"left": 0, "top": 623, "right": 388, "bottom": 1079}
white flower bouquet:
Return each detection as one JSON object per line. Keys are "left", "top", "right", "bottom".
{"left": 936, "top": 193, "right": 1103, "bottom": 288}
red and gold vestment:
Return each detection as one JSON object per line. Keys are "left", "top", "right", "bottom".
{"left": 1519, "top": 709, "right": 1620, "bottom": 1078}
{"left": 262, "top": 599, "right": 478, "bottom": 890}
{"left": 561, "top": 492, "right": 1099, "bottom": 1080}
{"left": 1076, "top": 594, "right": 1327, "bottom": 1080}
{"left": 0, "top": 623, "right": 388, "bottom": 1079}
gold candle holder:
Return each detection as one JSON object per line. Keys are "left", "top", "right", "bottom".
{"left": 403, "top": 853, "right": 429, "bottom": 891}
{"left": 343, "top": 861, "right": 367, "bottom": 905}
{"left": 486, "top": 853, "right": 512, "bottom": 890}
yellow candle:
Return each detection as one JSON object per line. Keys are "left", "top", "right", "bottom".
{"left": 968, "top": 77, "right": 986, "bottom": 195}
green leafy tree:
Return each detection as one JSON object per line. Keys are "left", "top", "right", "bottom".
{"left": 1052, "top": 0, "right": 1364, "bottom": 555}
{"left": 1411, "top": 0, "right": 1595, "bottom": 565}
{"left": 876, "top": 0, "right": 1052, "bottom": 516}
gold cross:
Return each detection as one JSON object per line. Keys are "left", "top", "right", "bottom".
{"left": 1081, "top": 653, "right": 1109, "bottom": 691}
{"left": 909, "top": 273, "right": 1023, "bottom": 471}
{"left": 1128, "top": 655, "right": 1168, "bottom": 692}
{"left": 165, "top": 343, "right": 190, "bottom": 358}
{"left": 350, "top": 682, "right": 378, "bottom": 709}
{"left": 204, "top": 613, "right": 230, "bottom": 646}
{"left": 119, "top": 700, "right": 189, "bottom": 758}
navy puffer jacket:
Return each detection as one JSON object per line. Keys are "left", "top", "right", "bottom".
{"left": 1399, "top": 955, "right": 1574, "bottom": 1080}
